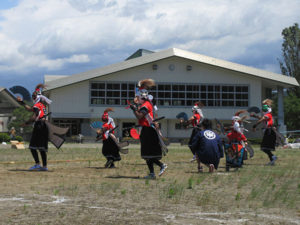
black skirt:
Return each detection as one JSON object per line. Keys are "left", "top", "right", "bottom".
{"left": 188, "top": 128, "right": 198, "bottom": 155}
{"left": 261, "top": 128, "right": 276, "bottom": 151}
{"left": 140, "top": 126, "right": 162, "bottom": 160}
{"left": 102, "top": 136, "right": 121, "bottom": 161}
{"left": 29, "top": 120, "right": 49, "bottom": 152}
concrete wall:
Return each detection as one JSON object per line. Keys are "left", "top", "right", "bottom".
{"left": 47, "top": 56, "right": 264, "bottom": 139}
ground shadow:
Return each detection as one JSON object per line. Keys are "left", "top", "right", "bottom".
{"left": 242, "top": 163, "right": 265, "bottom": 166}
{"left": 85, "top": 166, "right": 109, "bottom": 170}
{"left": 185, "top": 169, "right": 239, "bottom": 174}
{"left": 172, "top": 161, "right": 189, "bottom": 164}
{"left": 121, "top": 163, "right": 146, "bottom": 166}
{"left": 105, "top": 175, "right": 142, "bottom": 179}
{"left": 8, "top": 169, "right": 54, "bottom": 172}
{"left": 185, "top": 170, "right": 213, "bottom": 174}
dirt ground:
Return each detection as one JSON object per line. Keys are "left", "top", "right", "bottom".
{"left": 0, "top": 143, "right": 299, "bottom": 225}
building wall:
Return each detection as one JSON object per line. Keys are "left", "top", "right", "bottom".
{"left": 47, "top": 56, "right": 263, "bottom": 138}
{"left": 49, "top": 81, "right": 90, "bottom": 116}
{"left": 0, "top": 114, "right": 10, "bottom": 132}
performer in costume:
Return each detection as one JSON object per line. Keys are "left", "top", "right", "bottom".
{"left": 252, "top": 99, "right": 277, "bottom": 165}
{"left": 226, "top": 110, "right": 248, "bottom": 145}
{"left": 191, "top": 119, "right": 224, "bottom": 172}
{"left": 17, "top": 84, "right": 52, "bottom": 171}
{"left": 187, "top": 101, "right": 204, "bottom": 172}
{"left": 96, "top": 108, "right": 121, "bottom": 168}
{"left": 222, "top": 111, "right": 249, "bottom": 169}
{"left": 130, "top": 79, "right": 167, "bottom": 179}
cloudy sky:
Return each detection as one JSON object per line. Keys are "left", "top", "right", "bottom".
{"left": 0, "top": 0, "right": 299, "bottom": 93}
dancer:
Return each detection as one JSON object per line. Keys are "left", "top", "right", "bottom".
{"left": 226, "top": 111, "right": 248, "bottom": 146}
{"left": 224, "top": 111, "right": 249, "bottom": 170}
{"left": 190, "top": 119, "right": 224, "bottom": 172}
{"left": 96, "top": 108, "right": 121, "bottom": 168}
{"left": 187, "top": 101, "right": 204, "bottom": 172}
{"left": 17, "top": 84, "right": 52, "bottom": 171}
{"left": 130, "top": 79, "right": 167, "bottom": 179}
{"left": 252, "top": 99, "right": 277, "bottom": 165}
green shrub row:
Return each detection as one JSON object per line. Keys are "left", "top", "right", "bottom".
{"left": 0, "top": 133, "right": 23, "bottom": 142}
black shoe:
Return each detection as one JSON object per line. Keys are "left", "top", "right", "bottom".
{"left": 105, "top": 159, "right": 113, "bottom": 168}
{"left": 109, "top": 163, "right": 116, "bottom": 168}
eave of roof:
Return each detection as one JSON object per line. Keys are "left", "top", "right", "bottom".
{"left": 45, "top": 48, "right": 299, "bottom": 91}
{"left": 0, "top": 87, "right": 21, "bottom": 107}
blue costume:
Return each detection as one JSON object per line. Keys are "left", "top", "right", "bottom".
{"left": 191, "top": 129, "right": 224, "bottom": 169}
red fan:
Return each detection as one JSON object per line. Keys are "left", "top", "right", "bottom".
{"left": 130, "top": 128, "right": 140, "bottom": 139}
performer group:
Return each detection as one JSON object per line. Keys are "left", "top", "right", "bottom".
{"left": 15, "top": 79, "right": 280, "bottom": 177}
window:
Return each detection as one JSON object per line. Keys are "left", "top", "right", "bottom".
{"left": 90, "top": 82, "right": 136, "bottom": 106}
{"left": 90, "top": 82, "right": 249, "bottom": 107}
{"left": 122, "top": 122, "right": 136, "bottom": 137}
{"left": 175, "top": 122, "right": 186, "bottom": 129}
{"left": 53, "top": 119, "right": 80, "bottom": 136}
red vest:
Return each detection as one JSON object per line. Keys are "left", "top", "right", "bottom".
{"left": 102, "top": 123, "right": 114, "bottom": 140}
{"left": 264, "top": 112, "right": 273, "bottom": 128}
{"left": 227, "top": 131, "right": 247, "bottom": 143}
{"left": 192, "top": 113, "right": 201, "bottom": 127}
{"left": 138, "top": 101, "right": 154, "bottom": 127}
{"left": 33, "top": 102, "right": 46, "bottom": 119}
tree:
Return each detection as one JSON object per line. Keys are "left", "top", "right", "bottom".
{"left": 283, "top": 95, "right": 300, "bottom": 130}
{"left": 279, "top": 23, "right": 300, "bottom": 97}
{"left": 278, "top": 23, "right": 300, "bottom": 130}
{"left": 8, "top": 106, "right": 33, "bottom": 138}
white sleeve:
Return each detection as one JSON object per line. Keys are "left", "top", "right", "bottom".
{"left": 198, "top": 109, "right": 204, "bottom": 122}
{"left": 104, "top": 130, "right": 110, "bottom": 139}
{"left": 108, "top": 117, "right": 115, "bottom": 128}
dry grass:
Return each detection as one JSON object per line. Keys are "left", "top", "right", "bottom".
{"left": 0, "top": 143, "right": 299, "bottom": 225}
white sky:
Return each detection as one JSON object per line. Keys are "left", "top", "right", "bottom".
{"left": 0, "top": 0, "right": 299, "bottom": 92}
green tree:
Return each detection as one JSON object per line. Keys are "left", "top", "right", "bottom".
{"left": 278, "top": 23, "right": 300, "bottom": 130}
{"left": 8, "top": 105, "right": 33, "bottom": 137}
{"left": 283, "top": 95, "right": 300, "bottom": 130}
{"left": 279, "top": 23, "right": 300, "bottom": 97}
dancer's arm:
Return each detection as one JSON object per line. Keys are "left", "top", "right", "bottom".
{"left": 252, "top": 117, "right": 265, "bottom": 131}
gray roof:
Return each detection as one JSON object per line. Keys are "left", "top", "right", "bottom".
{"left": 45, "top": 48, "right": 299, "bottom": 91}
{"left": 125, "top": 49, "right": 155, "bottom": 60}
{"left": 0, "top": 87, "right": 21, "bottom": 108}
{"left": 44, "top": 75, "right": 68, "bottom": 83}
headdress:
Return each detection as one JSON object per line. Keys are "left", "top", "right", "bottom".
{"left": 102, "top": 107, "right": 114, "bottom": 122}
{"left": 232, "top": 110, "right": 247, "bottom": 122}
{"left": 192, "top": 101, "right": 204, "bottom": 118}
{"left": 32, "top": 84, "right": 52, "bottom": 104}
{"left": 232, "top": 116, "right": 241, "bottom": 122}
{"left": 135, "top": 79, "right": 155, "bottom": 99}
{"left": 262, "top": 99, "right": 273, "bottom": 106}
{"left": 262, "top": 99, "right": 272, "bottom": 113}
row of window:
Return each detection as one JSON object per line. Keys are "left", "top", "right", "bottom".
{"left": 52, "top": 120, "right": 221, "bottom": 136}
{"left": 90, "top": 82, "right": 249, "bottom": 107}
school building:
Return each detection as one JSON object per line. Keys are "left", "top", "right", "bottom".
{"left": 44, "top": 48, "right": 299, "bottom": 140}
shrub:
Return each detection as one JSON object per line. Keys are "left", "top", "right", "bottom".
{"left": 0, "top": 133, "right": 10, "bottom": 142}
{"left": 15, "top": 136, "right": 24, "bottom": 142}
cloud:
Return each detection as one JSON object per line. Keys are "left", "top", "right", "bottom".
{"left": 0, "top": 0, "right": 299, "bottom": 91}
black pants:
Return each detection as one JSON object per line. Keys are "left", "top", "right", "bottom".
{"left": 30, "top": 149, "right": 47, "bottom": 167}
{"left": 146, "top": 159, "right": 163, "bottom": 174}
{"left": 262, "top": 149, "right": 274, "bottom": 161}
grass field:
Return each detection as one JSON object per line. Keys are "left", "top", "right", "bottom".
{"left": 0, "top": 143, "right": 299, "bottom": 225}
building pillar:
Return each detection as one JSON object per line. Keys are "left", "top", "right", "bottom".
{"left": 277, "top": 86, "right": 286, "bottom": 133}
